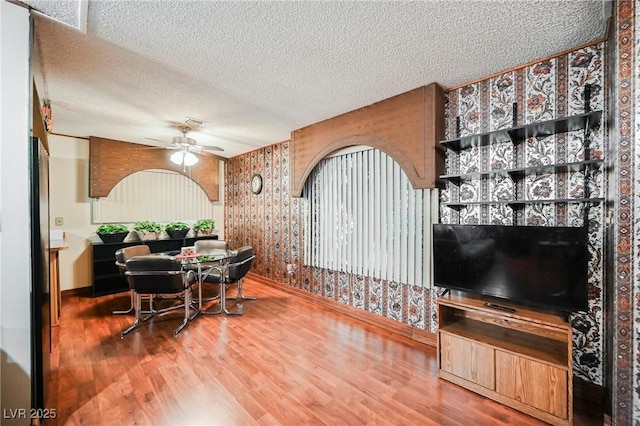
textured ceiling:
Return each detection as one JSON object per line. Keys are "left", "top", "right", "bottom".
{"left": 31, "top": 0, "right": 607, "bottom": 158}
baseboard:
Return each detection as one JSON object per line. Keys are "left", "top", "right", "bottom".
{"left": 247, "top": 273, "right": 437, "bottom": 349}
{"left": 61, "top": 286, "right": 92, "bottom": 297}
{"left": 573, "top": 376, "right": 608, "bottom": 409}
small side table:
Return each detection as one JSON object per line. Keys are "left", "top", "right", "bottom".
{"left": 49, "top": 241, "right": 68, "bottom": 327}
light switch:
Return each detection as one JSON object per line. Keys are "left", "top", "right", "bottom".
{"left": 54, "top": 217, "right": 64, "bottom": 226}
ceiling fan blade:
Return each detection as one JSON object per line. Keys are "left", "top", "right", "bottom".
{"left": 128, "top": 145, "right": 167, "bottom": 151}
{"left": 202, "top": 146, "right": 224, "bottom": 152}
{"left": 144, "top": 137, "right": 170, "bottom": 144}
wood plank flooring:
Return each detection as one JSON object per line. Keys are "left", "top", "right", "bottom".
{"left": 48, "top": 278, "right": 604, "bottom": 425}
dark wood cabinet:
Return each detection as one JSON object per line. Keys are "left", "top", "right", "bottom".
{"left": 91, "top": 236, "right": 218, "bottom": 296}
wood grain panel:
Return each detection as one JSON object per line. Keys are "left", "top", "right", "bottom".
{"left": 49, "top": 277, "right": 601, "bottom": 425}
{"left": 439, "top": 332, "right": 495, "bottom": 389}
{"left": 89, "top": 136, "right": 220, "bottom": 201}
{"left": 496, "top": 351, "right": 568, "bottom": 419}
{"left": 290, "top": 82, "right": 445, "bottom": 197}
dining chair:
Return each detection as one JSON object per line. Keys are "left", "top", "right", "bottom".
{"left": 194, "top": 239, "right": 228, "bottom": 256}
{"left": 192, "top": 239, "right": 228, "bottom": 306}
{"left": 113, "top": 244, "right": 151, "bottom": 314}
{"left": 199, "top": 246, "right": 255, "bottom": 315}
{"left": 224, "top": 246, "right": 257, "bottom": 305}
{"left": 121, "top": 255, "right": 197, "bottom": 337}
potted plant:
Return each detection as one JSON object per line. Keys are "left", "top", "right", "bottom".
{"left": 133, "top": 220, "right": 162, "bottom": 241}
{"left": 165, "top": 221, "right": 190, "bottom": 239}
{"left": 193, "top": 219, "right": 215, "bottom": 237}
{"left": 96, "top": 223, "right": 129, "bottom": 243}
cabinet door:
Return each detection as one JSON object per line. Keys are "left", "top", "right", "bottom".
{"left": 495, "top": 351, "right": 567, "bottom": 419}
{"left": 439, "top": 333, "right": 495, "bottom": 389}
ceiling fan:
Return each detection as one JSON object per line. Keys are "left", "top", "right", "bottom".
{"left": 144, "top": 125, "right": 224, "bottom": 169}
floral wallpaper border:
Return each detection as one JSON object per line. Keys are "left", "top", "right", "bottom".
{"left": 613, "top": 1, "right": 636, "bottom": 425}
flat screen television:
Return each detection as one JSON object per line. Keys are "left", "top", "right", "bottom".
{"left": 433, "top": 224, "right": 589, "bottom": 313}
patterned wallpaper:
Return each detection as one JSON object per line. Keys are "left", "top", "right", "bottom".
{"left": 441, "top": 44, "right": 606, "bottom": 386}
{"left": 612, "top": 1, "right": 637, "bottom": 424}
{"left": 633, "top": 1, "right": 640, "bottom": 421}
{"left": 227, "top": 44, "right": 607, "bottom": 387}
{"left": 225, "top": 143, "right": 435, "bottom": 332}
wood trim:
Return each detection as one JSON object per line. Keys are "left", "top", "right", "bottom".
{"left": 573, "top": 376, "right": 609, "bottom": 414}
{"left": 61, "top": 286, "right": 92, "bottom": 297}
{"left": 89, "top": 136, "right": 220, "bottom": 201}
{"left": 48, "top": 132, "right": 90, "bottom": 141}
{"left": 446, "top": 38, "right": 608, "bottom": 92}
{"left": 248, "top": 272, "right": 437, "bottom": 348}
{"left": 289, "top": 83, "right": 445, "bottom": 197}
{"left": 32, "top": 81, "right": 49, "bottom": 153}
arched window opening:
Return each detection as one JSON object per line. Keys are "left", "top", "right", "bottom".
{"left": 302, "top": 147, "right": 438, "bottom": 287}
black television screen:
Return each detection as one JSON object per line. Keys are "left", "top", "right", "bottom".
{"left": 433, "top": 224, "right": 589, "bottom": 313}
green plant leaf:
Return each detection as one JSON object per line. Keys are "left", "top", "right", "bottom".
{"left": 96, "top": 223, "right": 128, "bottom": 234}
{"left": 193, "top": 219, "right": 215, "bottom": 232}
{"left": 133, "top": 220, "right": 162, "bottom": 233}
{"left": 165, "top": 221, "right": 189, "bottom": 231}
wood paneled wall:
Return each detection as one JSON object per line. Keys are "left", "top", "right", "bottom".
{"left": 89, "top": 136, "right": 220, "bottom": 201}
{"left": 290, "top": 82, "right": 445, "bottom": 197}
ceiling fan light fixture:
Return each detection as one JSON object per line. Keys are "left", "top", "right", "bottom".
{"left": 172, "top": 136, "right": 197, "bottom": 146}
{"left": 170, "top": 150, "right": 199, "bottom": 166}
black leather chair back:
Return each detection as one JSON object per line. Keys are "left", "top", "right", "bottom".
{"left": 125, "top": 255, "right": 188, "bottom": 294}
{"left": 227, "top": 246, "right": 254, "bottom": 282}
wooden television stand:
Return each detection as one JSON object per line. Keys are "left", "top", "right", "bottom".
{"left": 437, "top": 292, "right": 573, "bottom": 426}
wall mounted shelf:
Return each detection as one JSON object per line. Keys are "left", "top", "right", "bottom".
{"left": 440, "top": 159, "right": 604, "bottom": 186}
{"left": 443, "top": 197, "right": 604, "bottom": 211}
{"left": 440, "top": 111, "right": 602, "bottom": 152}
{"left": 440, "top": 109, "right": 603, "bottom": 220}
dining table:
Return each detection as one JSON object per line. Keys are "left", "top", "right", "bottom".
{"left": 175, "top": 249, "right": 232, "bottom": 315}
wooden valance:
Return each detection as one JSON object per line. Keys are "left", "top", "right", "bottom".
{"left": 89, "top": 136, "right": 220, "bottom": 202}
{"left": 290, "top": 82, "right": 445, "bottom": 197}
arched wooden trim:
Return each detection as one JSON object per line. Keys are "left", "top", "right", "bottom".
{"left": 296, "top": 134, "right": 429, "bottom": 195}
{"left": 290, "top": 83, "right": 445, "bottom": 197}
{"left": 89, "top": 136, "right": 220, "bottom": 201}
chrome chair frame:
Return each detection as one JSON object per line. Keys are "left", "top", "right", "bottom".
{"left": 113, "top": 245, "right": 151, "bottom": 315}
{"left": 121, "top": 260, "right": 198, "bottom": 337}
{"left": 192, "top": 239, "right": 228, "bottom": 309}
{"left": 199, "top": 252, "right": 255, "bottom": 315}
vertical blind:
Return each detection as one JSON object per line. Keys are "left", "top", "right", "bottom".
{"left": 92, "top": 169, "right": 215, "bottom": 223}
{"left": 303, "top": 148, "right": 435, "bottom": 287}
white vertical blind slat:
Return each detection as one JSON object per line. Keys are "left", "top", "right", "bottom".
{"left": 93, "top": 169, "right": 214, "bottom": 223}
{"left": 304, "top": 148, "right": 433, "bottom": 288}
{"left": 379, "top": 151, "right": 388, "bottom": 279}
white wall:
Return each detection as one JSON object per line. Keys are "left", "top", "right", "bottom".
{"left": 48, "top": 135, "right": 226, "bottom": 291}
{"left": 48, "top": 135, "right": 95, "bottom": 290}
{"left": 0, "top": 0, "right": 33, "bottom": 415}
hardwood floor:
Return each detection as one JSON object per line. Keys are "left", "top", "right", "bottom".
{"left": 49, "top": 278, "right": 604, "bottom": 425}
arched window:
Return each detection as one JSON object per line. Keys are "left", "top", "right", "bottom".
{"left": 303, "top": 147, "right": 437, "bottom": 287}
{"left": 92, "top": 169, "right": 219, "bottom": 223}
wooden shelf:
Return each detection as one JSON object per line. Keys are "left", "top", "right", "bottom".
{"left": 441, "top": 111, "right": 602, "bottom": 152}
{"left": 438, "top": 292, "right": 573, "bottom": 425}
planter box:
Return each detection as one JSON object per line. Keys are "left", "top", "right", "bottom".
{"left": 167, "top": 229, "right": 189, "bottom": 239}
{"left": 136, "top": 231, "right": 158, "bottom": 241}
{"left": 98, "top": 232, "right": 129, "bottom": 244}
